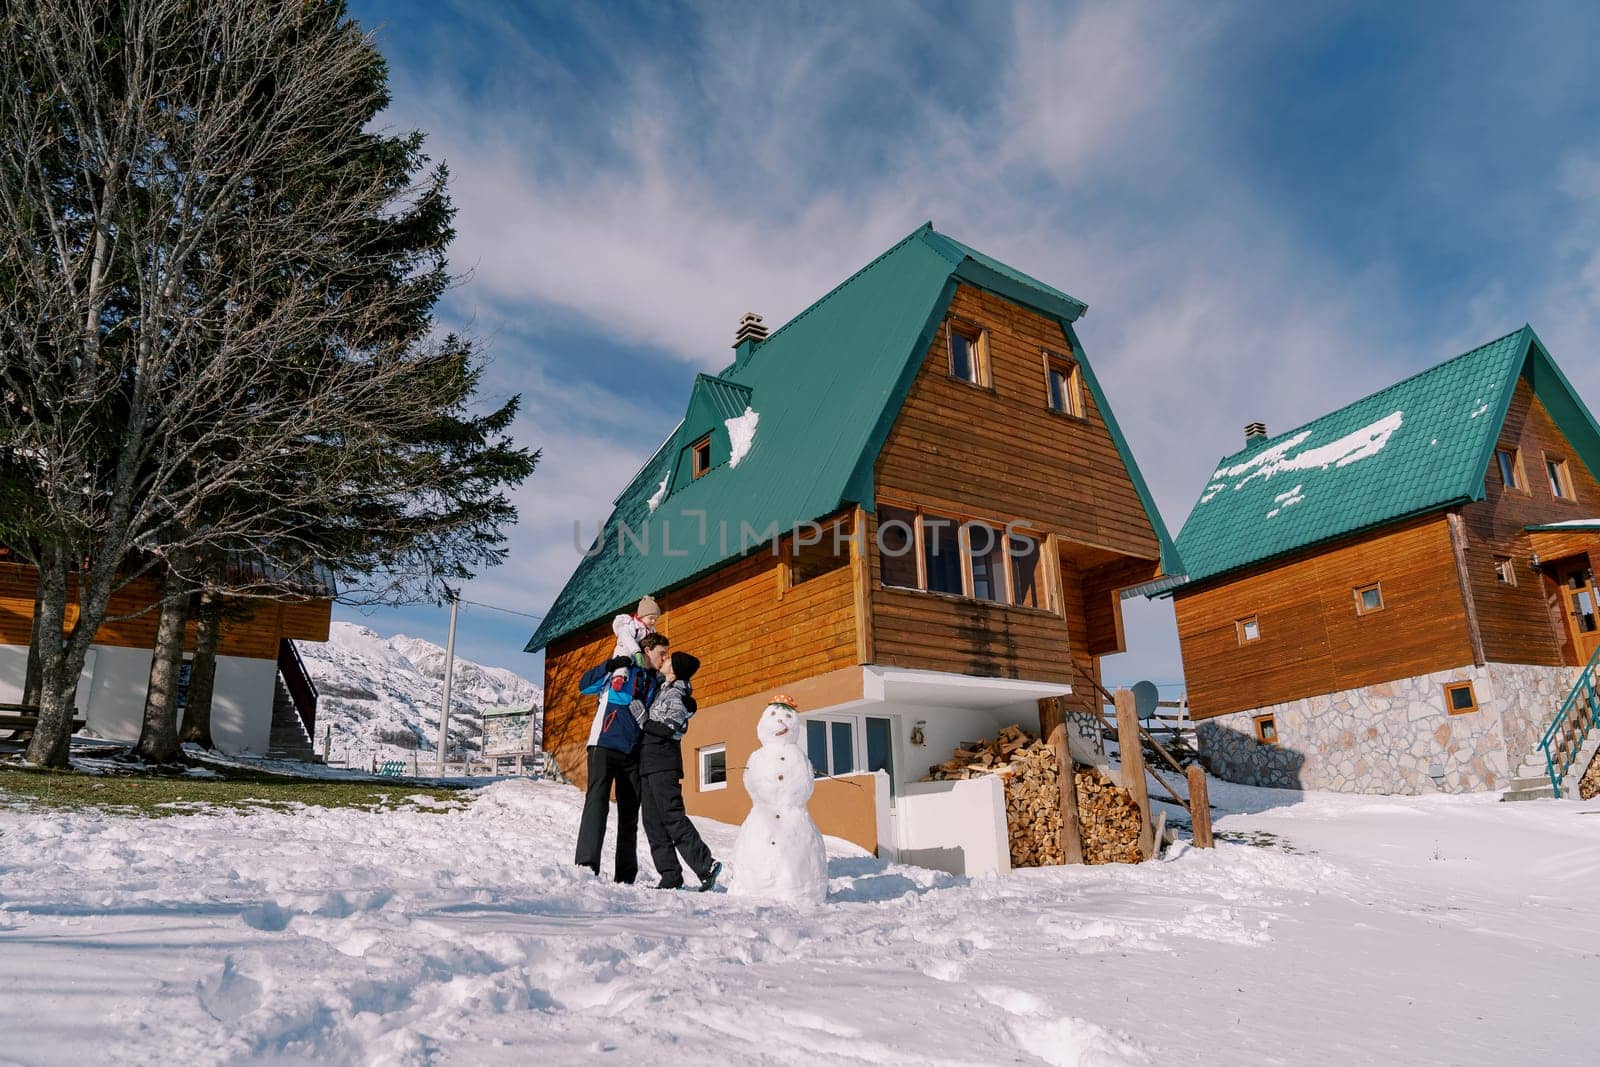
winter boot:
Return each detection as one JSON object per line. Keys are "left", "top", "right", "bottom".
{"left": 656, "top": 874, "right": 685, "bottom": 890}
{"left": 697, "top": 860, "right": 723, "bottom": 893}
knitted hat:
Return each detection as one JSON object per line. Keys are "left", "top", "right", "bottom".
{"left": 637, "top": 595, "right": 661, "bottom": 618}
{"left": 670, "top": 651, "right": 700, "bottom": 682}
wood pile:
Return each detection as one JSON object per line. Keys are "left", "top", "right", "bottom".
{"left": 921, "top": 725, "right": 1144, "bottom": 866}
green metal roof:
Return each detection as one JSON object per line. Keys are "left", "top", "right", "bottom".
{"left": 527, "top": 223, "right": 1178, "bottom": 651}
{"left": 1172, "top": 325, "right": 1600, "bottom": 587}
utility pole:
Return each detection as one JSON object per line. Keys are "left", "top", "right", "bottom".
{"left": 435, "top": 594, "right": 459, "bottom": 776}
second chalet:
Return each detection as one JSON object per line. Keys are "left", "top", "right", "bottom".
{"left": 527, "top": 224, "right": 1179, "bottom": 874}
{"left": 1167, "top": 327, "right": 1600, "bottom": 799}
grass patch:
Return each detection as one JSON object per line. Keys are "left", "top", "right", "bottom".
{"left": 0, "top": 763, "right": 470, "bottom": 817}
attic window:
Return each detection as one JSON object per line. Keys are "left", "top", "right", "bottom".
{"left": 1237, "top": 616, "right": 1261, "bottom": 644}
{"left": 947, "top": 319, "right": 990, "bottom": 387}
{"left": 1496, "top": 447, "right": 1527, "bottom": 494}
{"left": 1253, "top": 714, "right": 1278, "bottom": 744}
{"left": 1353, "top": 581, "right": 1384, "bottom": 615}
{"left": 1546, "top": 455, "right": 1574, "bottom": 500}
{"left": 1044, "top": 352, "right": 1083, "bottom": 417}
{"left": 1494, "top": 556, "right": 1518, "bottom": 586}
{"left": 691, "top": 435, "right": 712, "bottom": 479}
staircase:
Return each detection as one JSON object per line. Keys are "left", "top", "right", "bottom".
{"left": 266, "top": 678, "right": 321, "bottom": 762}
{"left": 1503, "top": 646, "right": 1600, "bottom": 801}
{"left": 266, "top": 638, "right": 323, "bottom": 763}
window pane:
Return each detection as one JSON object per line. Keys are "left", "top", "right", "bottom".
{"left": 1577, "top": 590, "right": 1597, "bottom": 633}
{"left": 830, "top": 720, "right": 855, "bottom": 775}
{"left": 866, "top": 717, "right": 895, "bottom": 802}
{"left": 1048, "top": 369, "right": 1066, "bottom": 411}
{"left": 877, "top": 505, "right": 919, "bottom": 589}
{"left": 1009, "top": 533, "right": 1042, "bottom": 608}
{"left": 1241, "top": 618, "right": 1260, "bottom": 641}
{"left": 1448, "top": 686, "right": 1475, "bottom": 712}
{"left": 1548, "top": 461, "right": 1567, "bottom": 498}
{"left": 1497, "top": 450, "right": 1518, "bottom": 489}
{"left": 967, "top": 522, "right": 1005, "bottom": 603}
{"left": 701, "top": 748, "right": 726, "bottom": 786}
{"left": 806, "top": 720, "right": 828, "bottom": 777}
{"left": 923, "top": 513, "right": 963, "bottom": 595}
{"left": 950, "top": 331, "right": 974, "bottom": 381}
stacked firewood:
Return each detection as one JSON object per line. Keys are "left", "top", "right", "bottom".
{"left": 921, "top": 725, "right": 1144, "bottom": 866}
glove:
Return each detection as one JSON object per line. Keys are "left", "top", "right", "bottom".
{"left": 604, "top": 656, "right": 632, "bottom": 671}
{"left": 609, "top": 675, "right": 626, "bottom": 691}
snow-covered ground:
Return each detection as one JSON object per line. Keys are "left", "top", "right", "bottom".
{"left": 3, "top": 777, "right": 1598, "bottom": 1065}
{"left": 299, "top": 622, "right": 542, "bottom": 769}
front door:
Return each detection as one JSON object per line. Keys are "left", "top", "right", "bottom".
{"left": 1556, "top": 560, "right": 1600, "bottom": 663}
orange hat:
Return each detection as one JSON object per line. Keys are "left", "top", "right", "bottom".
{"left": 770, "top": 693, "right": 799, "bottom": 710}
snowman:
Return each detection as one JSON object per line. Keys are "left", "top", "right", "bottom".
{"left": 727, "top": 697, "right": 829, "bottom": 904}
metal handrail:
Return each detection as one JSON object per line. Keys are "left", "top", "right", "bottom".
{"left": 1540, "top": 643, "right": 1600, "bottom": 796}
{"left": 277, "top": 638, "right": 320, "bottom": 737}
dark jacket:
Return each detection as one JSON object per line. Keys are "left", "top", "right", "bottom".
{"left": 639, "top": 680, "right": 697, "bottom": 777}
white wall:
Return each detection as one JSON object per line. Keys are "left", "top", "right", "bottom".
{"left": 896, "top": 775, "right": 1011, "bottom": 877}
{"left": 210, "top": 655, "right": 277, "bottom": 755}
{"left": 83, "top": 645, "right": 151, "bottom": 742}
{"left": 0, "top": 644, "right": 25, "bottom": 703}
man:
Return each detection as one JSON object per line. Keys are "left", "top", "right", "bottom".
{"left": 638, "top": 651, "right": 721, "bottom": 891}
{"left": 574, "top": 632, "right": 669, "bottom": 882}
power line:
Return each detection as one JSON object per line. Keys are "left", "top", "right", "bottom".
{"left": 455, "top": 597, "right": 545, "bottom": 622}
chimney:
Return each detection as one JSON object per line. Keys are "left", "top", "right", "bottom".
{"left": 1244, "top": 421, "right": 1268, "bottom": 443}
{"left": 732, "top": 312, "right": 768, "bottom": 366}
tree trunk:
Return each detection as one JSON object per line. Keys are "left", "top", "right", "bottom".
{"left": 25, "top": 546, "right": 76, "bottom": 768}
{"left": 133, "top": 563, "right": 194, "bottom": 764}
{"left": 176, "top": 590, "right": 223, "bottom": 749}
{"left": 23, "top": 590, "right": 44, "bottom": 706}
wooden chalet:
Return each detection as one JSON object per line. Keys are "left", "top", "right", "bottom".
{"left": 0, "top": 548, "right": 332, "bottom": 759}
{"left": 527, "top": 224, "right": 1179, "bottom": 872}
{"left": 1168, "top": 327, "right": 1600, "bottom": 798}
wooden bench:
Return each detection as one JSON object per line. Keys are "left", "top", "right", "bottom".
{"left": 0, "top": 703, "right": 88, "bottom": 744}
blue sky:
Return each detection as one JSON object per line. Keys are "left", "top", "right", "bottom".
{"left": 340, "top": 0, "right": 1600, "bottom": 696}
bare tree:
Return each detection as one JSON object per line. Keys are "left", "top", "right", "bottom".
{"left": 0, "top": 0, "right": 534, "bottom": 766}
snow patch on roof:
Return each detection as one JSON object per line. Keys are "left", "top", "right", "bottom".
{"left": 647, "top": 468, "right": 670, "bottom": 512}
{"left": 1214, "top": 411, "right": 1405, "bottom": 492}
{"left": 1199, "top": 482, "right": 1228, "bottom": 505}
{"left": 1469, "top": 401, "right": 1489, "bottom": 418}
{"left": 1265, "top": 484, "right": 1305, "bottom": 519}
{"left": 726, "top": 407, "right": 759, "bottom": 468}
{"left": 1529, "top": 518, "right": 1600, "bottom": 529}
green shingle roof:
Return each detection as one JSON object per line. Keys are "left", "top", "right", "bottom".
{"left": 526, "top": 223, "right": 1178, "bottom": 651}
{"left": 1173, "top": 325, "right": 1600, "bottom": 587}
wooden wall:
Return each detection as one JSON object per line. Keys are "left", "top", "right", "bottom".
{"left": 865, "top": 282, "right": 1161, "bottom": 705}
{"left": 0, "top": 562, "right": 331, "bottom": 662}
{"left": 1459, "top": 380, "right": 1600, "bottom": 666}
{"left": 1173, "top": 515, "right": 1475, "bottom": 720}
{"left": 541, "top": 523, "right": 861, "bottom": 787}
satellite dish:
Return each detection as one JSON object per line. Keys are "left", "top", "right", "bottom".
{"left": 1131, "top": 680, "right": 1161, "bottom": 720}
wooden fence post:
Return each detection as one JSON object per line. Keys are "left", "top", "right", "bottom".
{"left": 1047, "top": 723, "right": 1085, "bottom": 865}
{"left": 1114, "top": 688, "right": 1154, "bottom": 860}
{"left": 1187, "top": 764, "right": 1214, "bottom": 848}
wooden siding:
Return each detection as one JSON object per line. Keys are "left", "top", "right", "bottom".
{"left": 541, "top": 524, "right": 861, "bottom": 787}
{"left": 1458, "top": 381, "right": 1600, "bottom": 666}
{"left": 874, "top": 284, "right": 1161, "bottom": 561}
{"left": 865, "top": 283, "right": 1160, "bottom": 696}
{"left": 1173, "top": 515, "right": 1475, "bottom": 719}
{"left": 0, "top": 562, "right": 331, "bottom": 662}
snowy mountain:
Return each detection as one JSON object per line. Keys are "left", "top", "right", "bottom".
{"left": 298, "top": 622, "right": 542, "bottom": 769}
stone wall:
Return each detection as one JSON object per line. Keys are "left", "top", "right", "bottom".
{"left": 1197, "top": 662, "right": 1581, "bottom": 795}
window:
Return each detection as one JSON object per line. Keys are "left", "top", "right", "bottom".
{"left": 921, "top": 512, "right": 964, "bottom": 596}
{"left": 1253, "top": 714, "right": 1278, "bottom": 744}
{"left": 788, "top": 526, "right": 848, "bottom": 586}
{"left": 1237, "top": 616, "right": 1261, "bottom": 644}
{"left": 1496, "top": 447, "right": 1526, "bottom": 493}
{"left": 875, "top": 500, "right": 1054, "bottom": 612}
{"left": 1444, "top": 681, "right": 1479, "bottom": 716}
{"left": 691, "top": 435, "right": 712, "bottom": 479}
{"left": 1044, "top": 352, "right": 1083, "bottom": 417}
{"left": 966, "top": 522, "right": 1007, "bottom": 603}
{"left": 1546, "top": 456, "right": 1574, "bottom": 500}
{"left": 805, "top": 716, "right": 858, "bottom": 778}
{"left": 1008, "top": 531, "right": 1044, "bottom": 609}
{"left": 698, "top": 743, "right": 727, "bottom": 791}
{"left": 865, "top": 716, "right": 896, "bottom": 803}
{"left": 878, "top": 506, "right": 920, "bottom": 590}
{"left": 1353, "top": 581, "right": 1384, "bottom": 615}
{"left": 947, "top": 320, "right": 988, "bottom": 386}
{"left": 1494, "top": 556, "right": 1518, "bottom": 586}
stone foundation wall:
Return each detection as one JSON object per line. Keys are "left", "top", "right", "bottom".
{"left": 1196, "top": 662, "right": 1581, "bottom": 795}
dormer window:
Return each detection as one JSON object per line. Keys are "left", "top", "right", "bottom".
{"left": 691, "top": 435, "right": 712, "bottom": 479}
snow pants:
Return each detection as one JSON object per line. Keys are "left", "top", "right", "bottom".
{"left": 640, "top": 738, "right": 716, "bottom": 884}
{"left": 574, "top": 744, "right": 641, "bottom": 883}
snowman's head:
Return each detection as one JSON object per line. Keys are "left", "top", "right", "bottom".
{"left": 757, "top": 700, "right": 800, "bottom": 745}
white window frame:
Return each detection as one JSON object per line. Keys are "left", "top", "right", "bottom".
{"left": 697, "top": 743, "right": 727, "bottom": 792}
{"left": 804, "top": 714, "right": 863, "bottom": 779}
